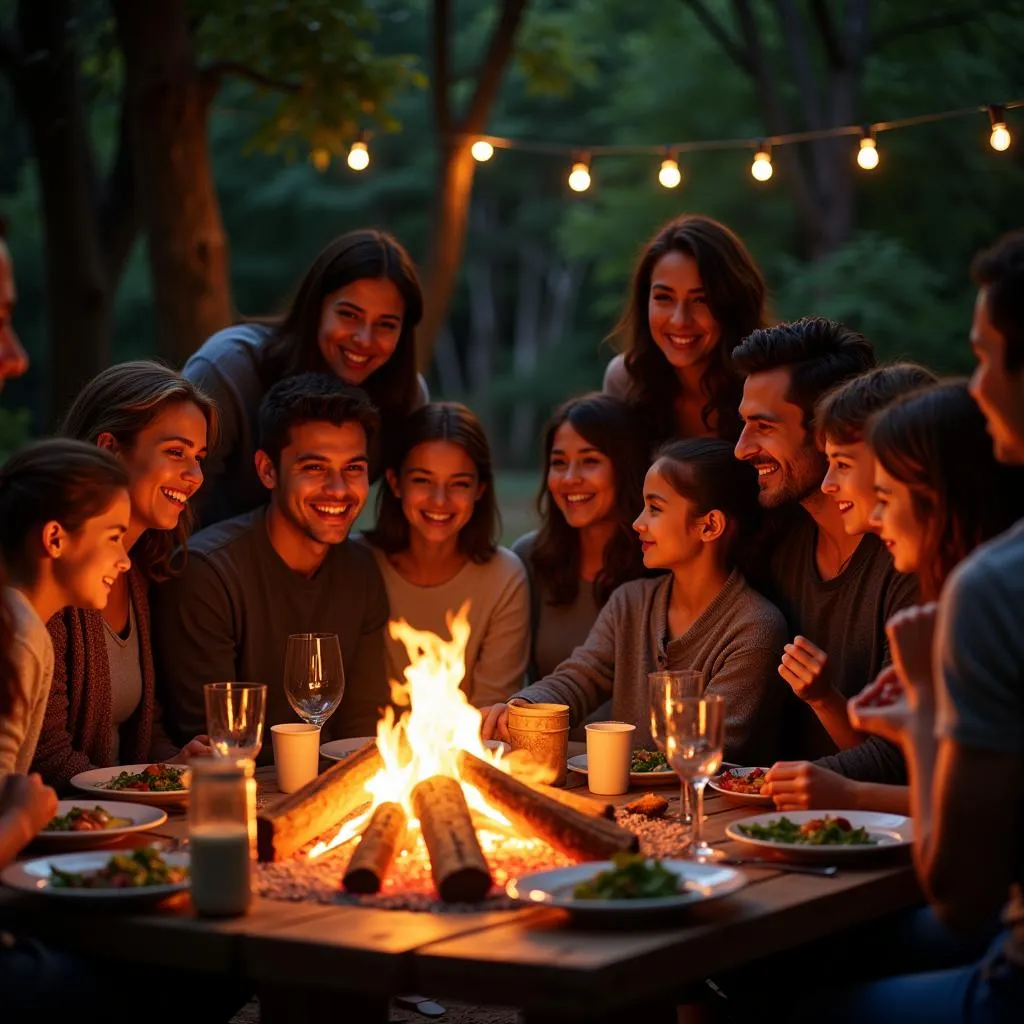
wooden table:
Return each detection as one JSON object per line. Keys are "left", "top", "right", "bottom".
{"left": 0, "top": 749, "right": 921, "bottom": 1023}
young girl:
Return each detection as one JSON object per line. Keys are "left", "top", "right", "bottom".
{"left": 482, "top": 438, "right": 787, "bottom": 767}
{"left": 604, "top": 214, "right": 768, "bottom": 448}
{"left": 0, "top": 440, "right": 131, "bottom": 775}
{"left": 362, "top": 402, "right": 529, "bottom": 708}
{"left": 513, "top": 394, "right": 649, "bottom": 684}
{"left": 32, "top": 362, "right": 216, "bottom": 789}
{"left": 185, "top": 228, "right": 427, "bottom": 523}
{"left": 766, "top": 381, "right": 1024, "bottom": 813}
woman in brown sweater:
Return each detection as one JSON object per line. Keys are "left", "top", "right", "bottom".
{"left": 32, "top": 362, "right": 217, "bottom": 790}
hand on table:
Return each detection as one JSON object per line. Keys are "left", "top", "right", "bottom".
{"left": 0, "top": 772, "right": 58, "bottom": 853}
{"left": 169, "top": 734, "right": 214, "bottom": 763}
{"left": 763, "top": 761, "right": 854, "bottom": 811}
{"left": 778, "top": 636, "right": 832, "bottom": 704}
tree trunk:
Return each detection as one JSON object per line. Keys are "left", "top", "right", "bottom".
{"left": 13, "top": 0, "right": 112, "bottom": 424}
{"left": 114, "top": 0, "right": 232, "bottom": 368}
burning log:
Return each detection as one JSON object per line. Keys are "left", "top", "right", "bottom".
{"left": 531, "top": 781, "right": 615, "bottom": 821}
{"left": 343, "top": 802, "right": 407, "bottom": 894}
{"left": 412, "top": 775, "right": 493, "bottom": 903}
{"left": 458, "top": 751, "right": 638, "bottom": 862}
{"left": 257, "top": 740, "right": 383, "bottom": 862}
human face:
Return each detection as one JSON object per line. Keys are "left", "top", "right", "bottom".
{"left": 546, "top": 422, "right": 617, "bottom": 532}
{"left": 647, "top": 251, "right": 720, "bottom": 377}
{"left": 736, "top": 368, "right": 825, "bottom": 508}
{"left": 111, "top": 402, "right": 209, "bottom": 535}
{"left": 0, "top": 241, "right": 29, "bottom": 391}
{"left": 261, "top": 420, "right": 369, "bottom": 546}
{"left": 317, "top": 277, "right": 405, "bottom": 386}
{"left": 388, "top": 440, "right": 484, "bottom": 550}
{"left": 969, "top": 287, "right": 1024, "bottom": 464}
{"left": 632, "top": 463, "right": 704, "bottom": 571}
{"left": 821, "top": 439, "right": 877, "bottom": 536}
{"left": 51, "top": 491, "right": 133, "bottom": 609}
{"left": 870, "top": 463, "right": 924, "bottom": 573}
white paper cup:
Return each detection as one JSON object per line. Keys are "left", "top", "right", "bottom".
{"left": 585, "top": 721, "right": 636, "bottom": 796}
{"left": 271, "top": 724, "right": 321, "bottom": 794}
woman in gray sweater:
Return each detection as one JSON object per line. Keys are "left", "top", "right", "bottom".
{"left": 482, "top": 438, "right": 788, "bottom": 767}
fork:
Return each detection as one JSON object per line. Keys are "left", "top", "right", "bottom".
{"left": 718, "top": 858, "right": 837, "bottom": 877}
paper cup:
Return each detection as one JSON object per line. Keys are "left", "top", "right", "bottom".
{"left": 585, "top": 721, "right": 636, "bottom": 795}
{"left": 271, "top": 724, "right": 321, "bottom": 794}
{"left": 507, "top": 703, "right": 570, "bottom": 786}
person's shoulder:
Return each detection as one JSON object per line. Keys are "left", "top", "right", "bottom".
{"left": 612, "top": 574, "right": 667, "bottom": 608}
{"left": 413, "top": 373, "right": 430, "bottom": 407}
{"left": 948, "top": 518, "right": 1024, "bottom": 604}
{"left": 732, "top": 574, "right": 787, "bottom": 633}
{"left": 603, "top": 353, "right": 629, "bottom": 397}
{"left": 185, "top": 323, "right": 270, "bottom": 373}
{"left": 333, "top": 534, "right": 386, "bottom": 577}
{"left": 5, "top": 588, "right": 50, "bottom": 653}
{"left": 185, "top": 509, "right": 265, "bottom": 564}
{"left": 485, "top": 546, "right": 529, "bottom": 584}
{"left": 510, "top": 530, "right": 537, "bottom": 563}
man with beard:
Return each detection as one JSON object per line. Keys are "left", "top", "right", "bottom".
{"left": 154, "top": 373, "right": 388, "bottom": 761}
{"left": 733, "top": 317, "right": 915, "bottom": 781}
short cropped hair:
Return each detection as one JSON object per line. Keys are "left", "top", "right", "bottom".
{"left": 814, "top": 363, "right": 938, "bottom": 447}
{"left": 258, "top": 373, "right": 380, "bottom": 467}
{"left": 971, "top": 229, "right": 1024, "bottom": 372}
{"left": 732, "top": 316, "right": 876, "bottom": 426}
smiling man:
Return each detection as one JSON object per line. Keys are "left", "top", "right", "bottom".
{"left": 153, "top": 374, "right": 389, "bottom": 760}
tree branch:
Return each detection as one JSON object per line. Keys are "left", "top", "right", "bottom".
{"left": 680, "top": 0, "right": 752, "bottom": 75}
{"left": 98, "top": 98, "right": 138, "bottom": 290}
{"left": 809, "top": 0, "right": 846, "bottom": 68}
{"left": 200, "top": 60, "right": 301, "bottom": 97}
{"left": 461, "top": 0, "right": 527, "bottom": 135}
{"left": 432, "top": 0, "right": 452, "bottom": 138}
{"left": 772, "top": 0, "right": 823, "bottom": 129}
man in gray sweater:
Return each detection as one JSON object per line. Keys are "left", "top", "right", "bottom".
{"left": 154, "top": 374, "right": 390, "bottom": 764}
{"left": 733, "top": 317, "right": 915, "bottom": 783}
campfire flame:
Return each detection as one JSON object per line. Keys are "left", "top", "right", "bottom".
{"left": 309, "top": 601, "right": 513, "bottom": 859}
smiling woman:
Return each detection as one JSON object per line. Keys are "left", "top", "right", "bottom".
{"left": 184, "top": 228, "right": 428, "bottom": 526}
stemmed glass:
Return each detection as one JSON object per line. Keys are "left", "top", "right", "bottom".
{"left": 204, "top": 682, "right": 267, "bottom": 759}
{"left": 284, "top": 633, "right": 345, "bottom": 729}
{"left": 664, "top": 694, "right": 726, "bottom": 862}
{"left": 648, "top": 670, "right": 704, "bottom": 827}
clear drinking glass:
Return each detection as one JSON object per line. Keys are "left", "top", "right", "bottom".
{"left": 204, "top": 682, "right": 267, "bottom": 759}
{"left": 665, "top": 694, "right": 725, "bottom": 862}
{"left": 648, "top": 670, "right": 705, "bottom": 828}
{"left": 284, "top": 633, "right": 345, "bottom": 728}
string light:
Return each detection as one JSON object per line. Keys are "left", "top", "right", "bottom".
{"left": 751, "top": 142, "right": 773, "bottom": 182}
{"left": 471, "top": 139, "right": 495, "bottom": 162}
{"left": 347, "top": 135, "right": 370, "bottom": 171}
{"left": 568, "top": 155, "right": 592, "bottom": 193}
{"left": 989, "top": 105, "right": 1012, "bottom": 151}
{"left": 658, "top": 154, "right": 682, "bottom": 189}
{"left": 310, "top": 148, "right": 330, "bottom": 173}
{"left": 857, "top": 127, "right": 879, "bottom": 170}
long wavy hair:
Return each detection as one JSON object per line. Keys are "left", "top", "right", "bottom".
{"left": 869, "top": 380, "right": 1024, "bottom": 601}
{"left": 60, "top": 361, "right": 218, "bottom": 582}
{"left": 611, "top": 215, "right": 768, "bottom": 445}
{"left": 256, "top": 229, "right": 423, "bottom": 430}
{"left": 365, "top": 402, "right": 499, "bottom": 564}
{"left": 530, "top": 394, "right": 649, "bottom": 607}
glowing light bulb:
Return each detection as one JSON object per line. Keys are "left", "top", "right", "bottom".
{"left": 310, "top": 148, "right": 330, "bottom": 173}
{"left": 471, "top": 140, "right": 494, "bottom": 162}
{"left": 857, "top": 136, "right": 879, "bottom": 170}
{"left": 568, "top": 161, "right": 591, "bottom": 193}
{"left": 990, "top": 122, "right": 1011, "bottom": 152}
{"left": 658, "top": 158, "right": 682, "bottom": 189}
{"left": 347, "top": 140, "right": 370, "bottom": 171}
{"left": 751, "top": 148, "right": 773, "bottom": 182}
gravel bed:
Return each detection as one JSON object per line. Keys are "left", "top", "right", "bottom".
{"left": 615, "top": 808, "right": 692, "bottom": 859}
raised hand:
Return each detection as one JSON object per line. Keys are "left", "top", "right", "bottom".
{"left": 778, "top": 635, "right": 831, "bottom": 703}
{"left": 169, "top": 733, "right": 215, "bottom": 763}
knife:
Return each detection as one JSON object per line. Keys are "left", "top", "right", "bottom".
{"left": 718, "top": 858, "right": 837, "bottom": 876}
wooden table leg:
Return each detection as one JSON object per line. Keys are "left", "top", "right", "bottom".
{"left": 257, "top": 983, "right": 390, "bottom": 1024}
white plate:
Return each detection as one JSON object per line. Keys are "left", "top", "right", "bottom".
{"left": 319, "top": 737, "right": 511, "bottom": 762}
{"left": 707, "top": 767, "right": 773, "bottom": 805}
{"left": 566, "top": 752, "right": 677, "bottom": 787}
{"left": 35, "top": 800, "right": 168, "bottom": 849}
{"left": 2, "top": 849, "right": 190, "bottom": 905}
{"left": 506, "top": 859, "right": 747, "bottom": 922}
{"left": 70, "top": 764, "right": 190, "bottom": 806}
{"left": 725, "top": 810, "right": 913, "bottom": 860}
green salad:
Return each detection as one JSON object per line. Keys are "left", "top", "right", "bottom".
{"left": 573, "top": 852, "right": 680, "bottom": 900}
{"left": 51, "top": 847, "right": 188, "bottom": 889}
{"left": 738, "top": 815, "right": 876, "bottom": 846}
{"left": 629, "top": 750, "right": 670, "bottom": 773}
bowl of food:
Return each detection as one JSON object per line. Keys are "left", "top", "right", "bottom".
{"left": 708, "top": 766, "right": 773, "bottom": 804}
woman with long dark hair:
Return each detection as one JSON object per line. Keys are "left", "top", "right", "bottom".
{"left": 512, "top": 394, "right": 649, "bottom": 685}
{"left": 604, "top": 214, "right": 768, "bottom": 448}
{"left": 185, "top": 228, "right": 427, "bottom": 524}
{"left": 362, "top": 402, "right": 529, "bottom": 707}
{"left": 32, "top": 362, "right": 216, "bottom": 789}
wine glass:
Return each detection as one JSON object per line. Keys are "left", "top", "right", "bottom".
{"left": 664, "top": 694, "right": 726, "bottom": 862}
{"left": 284, "top": 633, "right": 345, "bottom": 729}
{"left": 203, "top": 682, "right": 267, "bottom": 759}
{"left": 648, "top": 670, "right": 704, "bottom": 826}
